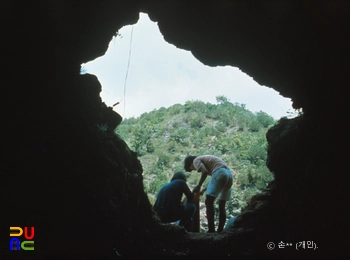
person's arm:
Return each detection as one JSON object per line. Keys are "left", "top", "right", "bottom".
{"left": 193, "top": 158, "right": 209, "bottom": 193}
{"left": 183, "top": 182, "right": 194, "bottom": 203}
{"left": 200, "top": 187, "right": 207, "bottom": 195}
{"left": 193, "top": 172, "right": 207, "bottom": 193}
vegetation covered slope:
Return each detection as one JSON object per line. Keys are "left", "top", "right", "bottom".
{"left": 115, "top": 96, "right": 276, "bottom": 226}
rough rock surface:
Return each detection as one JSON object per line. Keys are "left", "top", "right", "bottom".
{"left": 2, "top": 0, "right": 349, "bottom": 257}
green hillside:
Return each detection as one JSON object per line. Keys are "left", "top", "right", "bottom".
{"left": 115, "top": 96, "right": 276, "bottom": 221}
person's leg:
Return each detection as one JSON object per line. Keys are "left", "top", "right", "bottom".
{"left": 206, "top": 168, "right": 232, "bottom": 233}
{"left": 217, "top": 187, "right": 232, "bottom": 232}
{"left": 179, "top": 203, "right": 196, "bottom": 227}
{"left": 205, "top": 170, "right": 222, "bottom": 233}
{"left": 156, "top": 209, "right": 172, "bottom": 223}
{"left": 205, "top": 195, "right": 216, "bottom": 232}
{"left": 216, "top": 169, "right": 233, "bottom": 232}
{"left": 217, "top": 199, "right": 227, "bottom": 232}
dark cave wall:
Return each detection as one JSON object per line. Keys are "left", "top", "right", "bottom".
{"left": 2, "top": 0, "right": 350, "bottom": 256}
{"left": 227, "top": 115, "right": 349, "bottom": 255}
{"left": 265, "top": 116, "right": 349, "bottom": 252}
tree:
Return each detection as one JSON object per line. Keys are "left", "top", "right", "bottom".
{"left": 216, "top": 95, "right": 229, "bottom": 105}
{"left": 256, "top": 111, "right": 275, "bottom": 128}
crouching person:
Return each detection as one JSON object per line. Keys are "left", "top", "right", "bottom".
{"left": 153, "top": 172, "right": 196, "bottom": 229}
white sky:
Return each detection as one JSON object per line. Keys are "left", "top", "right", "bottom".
{"left": 82, "top": 12, "right": 293, "bottom": 120}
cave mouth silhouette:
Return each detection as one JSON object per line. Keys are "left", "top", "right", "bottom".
{"left": 79, "top": 12, "right": 298, "bottom": 238}
{"left": 76, "top": 6, "right": 348, "bottom": 254}
{"left": 4, "top": 2, "right": 349, "bottom": 257}
{"left": 59, "top": 9, "right": 346, "bottom": 256}
{"left": 82, "top": 12, "right": 293, "bottom": 121}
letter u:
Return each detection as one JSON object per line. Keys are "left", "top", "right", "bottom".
{"left": 24, "top": 227, "right": 34, "bottom": 240}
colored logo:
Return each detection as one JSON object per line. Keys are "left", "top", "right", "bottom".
{"left": 9, "top": 227, "right": 34, "bottom": 251}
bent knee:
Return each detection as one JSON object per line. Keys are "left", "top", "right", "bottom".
{"left": 189, "top": 203, "right": 196, "bottom": 213}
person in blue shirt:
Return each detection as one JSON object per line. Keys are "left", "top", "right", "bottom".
{"left": 153, "top": 172, "right": 196, "bottom": 228}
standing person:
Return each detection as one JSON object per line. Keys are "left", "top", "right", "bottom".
{"left": 153, "top": 172, "right": 196, "bottom": 228}
{"left": 184, "top": 155, "right": 233, "bottom": 233}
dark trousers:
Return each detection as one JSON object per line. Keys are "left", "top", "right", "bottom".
{"left": 156, "top": 203, "right": 196, "bottom": 224}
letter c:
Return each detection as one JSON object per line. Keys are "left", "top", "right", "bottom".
{"left": 21, "top": 241, "right": 34, "bottom": 250}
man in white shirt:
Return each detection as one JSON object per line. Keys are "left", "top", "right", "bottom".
{"left": 184, "top": 155, "right": 234, "bottom": 232}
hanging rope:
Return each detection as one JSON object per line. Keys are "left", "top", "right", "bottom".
{"left": 121, "top": 26, "right": 134, "bottom": 117}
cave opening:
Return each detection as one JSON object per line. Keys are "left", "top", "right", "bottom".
{"left": 81, "top": 12, "right": 294, "bottom": 120}
{"left": 4, "top": 1, "right": 349, "bottom": 256}
{"left": 79, "top": 12, "right": 297, "bottom": 234}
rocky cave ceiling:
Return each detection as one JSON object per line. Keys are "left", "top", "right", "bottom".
{"left": 4, "top": 1, "right": 349, "bottom": 116}
{"left": 80, "top": 1, "right": 350, "bottom": 115}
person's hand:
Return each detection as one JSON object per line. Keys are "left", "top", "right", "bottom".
{"left": 193, "top": 185, "right": 201, "bottom": 193}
